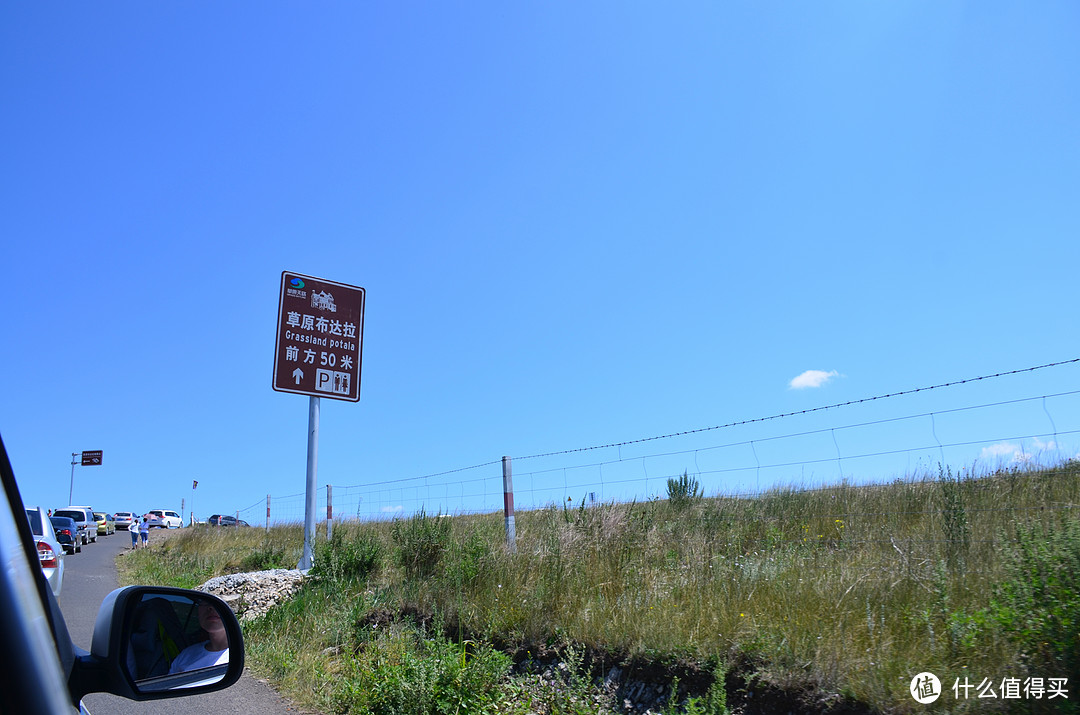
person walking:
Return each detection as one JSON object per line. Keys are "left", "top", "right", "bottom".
{"left": 138, "top": 515, "right": 150, "bottom": 548}
{"left": 128, "top": 517, "right": 140, "bottom": 549}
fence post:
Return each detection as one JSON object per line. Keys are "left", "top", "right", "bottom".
{"left": 266, "top": 494, "right": 271, "bottom": 532}
{"left": 502, "top": 456, "right": 516, "bottom": 554}
{"left": 326, "top": 484, "right": 333, "bottom": 542}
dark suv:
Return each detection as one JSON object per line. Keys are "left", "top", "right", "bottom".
{"left": 207, "top": 514, "right": 250, "bottom": 527}
{"left": 49, "top": 516, "right": 81, "bottom": 554}
{"left": 52, "top": 507, "right": 96, "bottom": 545}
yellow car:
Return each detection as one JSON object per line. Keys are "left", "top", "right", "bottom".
{"left": 93, "top": 512, "right": 115, "bottom": 536}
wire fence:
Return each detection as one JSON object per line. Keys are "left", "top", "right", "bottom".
{"left": 234, "top": 359, "right": 1080, "bottom": 528}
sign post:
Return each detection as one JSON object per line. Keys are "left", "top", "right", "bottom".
{"left": 68, "top": 453, "right": 77, "bottom": 505}
{"left": 273, "top": 272, "right": 365, "bottom": 570}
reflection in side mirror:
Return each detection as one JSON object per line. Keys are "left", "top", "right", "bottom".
{"left": 124, "top": 592, "right": 236, "bottom": 692}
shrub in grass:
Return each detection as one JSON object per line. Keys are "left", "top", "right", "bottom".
{"left": 312, "top": 527, "right": 383, "bottom": 584}
{"left": 937, "top": 466, "right": 970, "bottom": 572}
{"left": 667, "top": 471, "right": 702, "bottom": 509}
{"left": 442, "top": 528, "right": 493, "bottom": 588}
{"left": 238, "top": 542, "right": 291, "bottom": 572}
{"left": 392, "top": 508, "right": 451, "bottom": 579}
{"left": 669, "top": 666, "right": 730, "bottom": 715}
{"left": 334, "top": 619, "right": 511, "bottom": 715}
{"left": 985, "top": 518, "right": 1080, "bottom": 694}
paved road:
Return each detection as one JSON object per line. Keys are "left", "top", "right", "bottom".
{"left": 57, "top": 529, "right": 301, "bottom": 714}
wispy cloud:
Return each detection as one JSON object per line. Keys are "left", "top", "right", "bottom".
{"left": 789, "top": 369, "right": 840, "bottom": 390}
{"left": 981, "top": 443, "right": 1019, "bottom": 459}
{"left": 380, "top": 505, "right": 403, "bottom": 514}
{"left": 980, "top": 438, "right": 1058, "bottom": 464}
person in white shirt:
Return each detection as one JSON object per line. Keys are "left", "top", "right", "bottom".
{"left": 128, "top": 519, "right": 139, "bottom": 549}
{"left": 168, "top": 600, "right": 230, "bottom": 674}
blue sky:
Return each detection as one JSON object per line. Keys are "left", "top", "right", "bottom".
{"left": 2, "top": 3, "right": 1078, "bottom": 525}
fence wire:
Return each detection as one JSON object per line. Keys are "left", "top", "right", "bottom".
{"left": 234, "top": 360, "right": 1080, "bottom": 527}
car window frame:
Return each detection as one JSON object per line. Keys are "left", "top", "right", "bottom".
{"left": 1, "top": 434, "right": 78, "bottom": 712}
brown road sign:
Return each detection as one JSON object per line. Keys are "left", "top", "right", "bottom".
{"left": 272, "top": 272, "right": 365, "bottom": 402}
{"left": 81, "top": 450, "right": 103, "bottom": 466}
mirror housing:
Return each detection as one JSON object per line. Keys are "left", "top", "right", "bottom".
{"left": 69, "top": 586, "right": 244, "bottom": 702}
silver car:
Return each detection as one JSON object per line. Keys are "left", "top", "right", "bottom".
{"left": 25, "top": 506, "right": 64, "bottom": 598}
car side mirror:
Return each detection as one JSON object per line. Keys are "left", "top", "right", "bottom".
{"left": 72, "top": 586, "right": 244, "bottom": 702}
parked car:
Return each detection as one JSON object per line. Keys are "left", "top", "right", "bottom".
{"left": 2, "top": 432, "right": 246, "bottom": 710}
{"left": 52, "top": 506, "right": 96, "bottom": 545}
{"left": 207, "top": 514, "right": 250, "bottom": 527}
{"left": 49, "top": 515, "right": 81, "bottom": 554}
{"left": 113, "top": 511, "right": 136, "bottom": 529}
{"left": 25, "top": 506, "right": 65, "bottom": 598}
{"left": 145, "top": 509, "right": 183, "bottom": 529}
{"left": 94, "top": 512, "right": 116, "bottom": 536}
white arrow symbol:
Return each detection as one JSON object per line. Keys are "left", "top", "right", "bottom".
{"left": 292, "top": 368, "right": 304, "bottom": 384}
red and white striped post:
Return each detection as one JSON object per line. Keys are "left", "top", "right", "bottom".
{"left": 502, "top": 456, "right": 516, "bottom": 554}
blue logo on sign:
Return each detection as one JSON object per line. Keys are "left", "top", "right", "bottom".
{"left": 290, "top": 278, "right": 305, "bottom": 289}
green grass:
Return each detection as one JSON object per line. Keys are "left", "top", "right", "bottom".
{"left": 120, "top": 460, "right": 1080, "bottom": 714}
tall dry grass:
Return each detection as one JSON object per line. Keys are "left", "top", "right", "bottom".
{"left": 122, "top": 460, "right": 1080, "bottom": 713}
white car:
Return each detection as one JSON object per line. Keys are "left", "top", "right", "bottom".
{"left": 25, "top": 506, "right": 64, "bottom": 598}
{"left": 146, "top": 509, "right": 183, "bottom": 529}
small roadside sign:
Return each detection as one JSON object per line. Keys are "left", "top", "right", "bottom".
{"left": 272, "top": 271, "right": 365, "bottom": 402}
{"left": 81, "top": 450, "right": 103, "bottom": 466}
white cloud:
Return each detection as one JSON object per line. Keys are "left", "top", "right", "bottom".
{"left": 980, "top": 438, "right": 1058, "bottom": 465}
{"left": 981, "top": 443, "right": 1019, "bottom": 459}
{"left": 1032, "top": 437, "right": 1057, "bottom": 452}
{"left": 380, "top": 505, "right": 403, "bottom": 514}
{"left": 789, "top": 369, "right": 840, "bottom": 390}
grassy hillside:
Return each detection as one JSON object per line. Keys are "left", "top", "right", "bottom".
{"left": 120, "top": 461, "right": 1080, "bottom": 714}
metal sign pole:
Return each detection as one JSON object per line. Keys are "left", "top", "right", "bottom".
{"left": 299, "top": 395, "right": 320, "bottom": 570}
{"left": 68, "top": 453, "right": 77, "bottom": 504}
